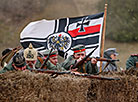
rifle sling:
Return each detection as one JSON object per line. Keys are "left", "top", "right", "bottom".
{"left": 40, "top": 48, "right": 53, "bottom": 69}
{"left": 37, "top": 57, "right": 47, "bottom": 69}
{"left": 37, "top": 57, "right": 44, "bottom": 64}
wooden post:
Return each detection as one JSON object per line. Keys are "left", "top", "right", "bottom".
{"left": 99, "top": 4, "right": 108, "bottom": 72}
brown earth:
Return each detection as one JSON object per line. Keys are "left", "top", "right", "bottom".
{"left": 0, "top": 69, "right": 137, "bottom": 102}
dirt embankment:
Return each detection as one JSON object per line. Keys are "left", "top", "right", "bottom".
{"left": 0, "top": 69, "right": 138, "bottom": 102}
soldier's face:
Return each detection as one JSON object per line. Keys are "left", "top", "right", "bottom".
{"left": 110, "top": 54, "right": 117, "bottom": 60}
{"left": 26, "top": 60, "right": 36, "bottom": 68}
{"left": 12, "top": 64, "right": 27, "bottom": 70}
{"left": 49, "top": 56, "right": 58, "bottom": 65}
{"left": 73, "top": 52, "right": 86, "bottom": 59}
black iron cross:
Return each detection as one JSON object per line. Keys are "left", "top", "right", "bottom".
{"left": 76, "top": 18, "right": 90, "bottom": 32}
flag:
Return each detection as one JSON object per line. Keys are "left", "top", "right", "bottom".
{"left": 20, "top": 12, "right": 104, "bottom": 58}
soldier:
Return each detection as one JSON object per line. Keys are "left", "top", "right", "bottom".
{"left": 61, "top": 45, "right": 98, "bottom": 74}
{"left": 126, "top": 54, "right": 138, "bottom": 70}
{"left": 42, "top": 50, "right": 66, "bottom": 71}
{"left": 1, "top": 48, "right": 12, "bottom": 57}
{"left": 0, "top": 48, "right": 12, "bottom": 67}
{"left": 102, "top": 48, "right": 119, "bottom": 72}
{"left": 23, "top": 43, "right": 61, "bottom": 71}
{"left": 0, "top": 47, "right": 21, "bottom": 67}
{"left": 0, "top": 51, "right": 31, "bottom": 74}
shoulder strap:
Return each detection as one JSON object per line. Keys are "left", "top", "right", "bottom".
{"left": 37, "top": 57, "right": 47, "bottom": 69}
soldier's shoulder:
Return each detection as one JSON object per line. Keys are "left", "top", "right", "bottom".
{"left": 127, "top": 54, "right": 138, "bottom": 61}
{"left": 130, "top": 54, "right": 138, "bottom": 58}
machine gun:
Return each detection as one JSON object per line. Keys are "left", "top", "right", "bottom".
{"left": 29, "top": 68, "right": 120, "bottom": 80}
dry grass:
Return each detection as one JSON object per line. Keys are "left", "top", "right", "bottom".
{"left": 0, "top": 71, "right": 91, "bottom": 102}
{"left": 0, "top": 69, "right": 138, "bottom": 102}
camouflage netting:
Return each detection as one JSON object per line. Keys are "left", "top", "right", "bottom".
{"left": 0, "top": 69, "right": 138, "bottom": 102}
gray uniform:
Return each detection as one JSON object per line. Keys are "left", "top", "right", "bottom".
{"left": 101, "top": 48, "right": 118, "bottom": 72}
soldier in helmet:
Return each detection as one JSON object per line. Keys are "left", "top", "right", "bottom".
{"left": 42, "top": 50, "right": 66, "bottom": 71}
{"left": 0, "top": 51, "right": 31, "bottom": 74}
{"left": 24, "top": 43, "right": 38, "bottom": 69}
{"left": 102, "top": 48, "right": 119, "bottom": 72}
{"left": 61, "top": 44, "right": 98, "bottom": 74}
{"left": 24, "top": 43, "right": 65, "bottom": 71}
{"left": 0, "top": 47, "right": 21, "bottom": 67}
{"left": 0, "top": 48, "right": 12, "bottom": 67}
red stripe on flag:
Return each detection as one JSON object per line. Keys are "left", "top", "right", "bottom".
{"left": 68, "top": 24, "right": 101, "bottom": 37}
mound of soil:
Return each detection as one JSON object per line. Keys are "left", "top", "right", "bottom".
{"left": 0, "top": 69, "right": 138, "bottom": 102}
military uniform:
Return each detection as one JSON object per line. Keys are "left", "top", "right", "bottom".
{"left": 37, "top": 50, "right": 66, "bottom": 71}
{"left": 61, "top": 55, "right": 98, "bottom": 74}
{"left": 61, "top": 45, "right": 98, "bottom": 74}
{"left": 126, "top": 54, "right": 138, "bottom": 70}
{"left": 0, "top": 51, "right": 31, "bottom": 74}
{"left": 0, "top": 62, "right": 31, "bottom": 74}
{"left": 35, "top": 58, "right": 65, "bottom": 71}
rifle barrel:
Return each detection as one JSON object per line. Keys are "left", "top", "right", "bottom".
{"left": 86, "top": 57, "right": 119, "bottom": 62}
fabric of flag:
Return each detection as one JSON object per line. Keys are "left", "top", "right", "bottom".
{"left": 20, "top": 12, "right": 104, "bottom": 58}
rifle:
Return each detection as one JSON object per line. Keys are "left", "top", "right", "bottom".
{"left": 72, "top": 45, "right": 99, "bottom": 69}
{"left": 29, "top": 68, "right": 120, "bottom": 80}
{"left": 74, "top": 73, "right": 120, "bottom": 80}
{"left": 40, "top": 48, "right": 53, "bottom": 69}
{"left": 86, "top": 57, "right": 119, "bottom": 62}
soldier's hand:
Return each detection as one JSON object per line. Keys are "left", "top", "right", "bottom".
{"left": 91, "top": 58, "right": 97, "bottom": 65}
{"left": 71, "top": 68, "right": 78, "bottom": 72}
{"left": 76, "top": 57, "right": 82, "bottom": 63}
{"left": 71, "top": 71, "right": 80, "bottom": 75}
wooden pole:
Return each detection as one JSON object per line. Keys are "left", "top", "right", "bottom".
{"left": 99, "top": 4, "right": 108, "bottom": 72}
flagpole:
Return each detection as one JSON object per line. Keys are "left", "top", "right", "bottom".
{"left": 99, "top": 4, "right": 108, "bottom": 72}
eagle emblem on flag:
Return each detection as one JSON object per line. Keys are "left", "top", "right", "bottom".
{"left": 47, "top": 32, "right": 72, "bottom": 52}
